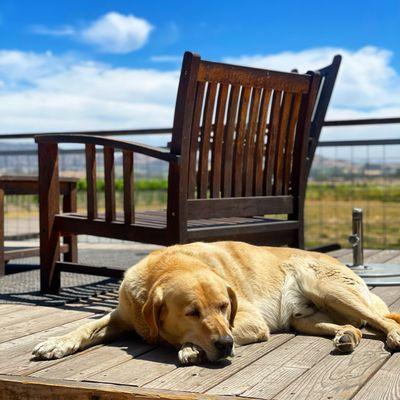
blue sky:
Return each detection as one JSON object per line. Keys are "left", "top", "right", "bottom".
{"left": 0, "top": 0, "right": 399, "bottom": 141}
{"left": 1, "top": 0, "right": 399, "bottom": 68}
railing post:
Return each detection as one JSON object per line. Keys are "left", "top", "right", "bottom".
{"left": 62, "top": 182, "right": 78, "bottom": 263}
{"left": 38, "top": 142, "right": 61, "bottom": 293}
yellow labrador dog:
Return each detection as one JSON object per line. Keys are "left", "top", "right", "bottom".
{"left": 33, "top": 242, "right": 400, "bottom": 365}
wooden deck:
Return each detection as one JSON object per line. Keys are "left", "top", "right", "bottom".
{"left": 1, "top": 249, "right": 400, "bottom": 400}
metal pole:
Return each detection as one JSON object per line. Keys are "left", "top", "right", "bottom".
{"left": 348, "top": 208, "right": 364, "bottom": 267}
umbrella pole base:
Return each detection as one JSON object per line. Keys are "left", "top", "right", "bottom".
{"left": 347, "top": 263, "right": 400, "bottom": 286}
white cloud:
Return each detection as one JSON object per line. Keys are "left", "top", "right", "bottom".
{"left": 0, "top": 50, "right": 177, "bottom": 141}
{"left": 224, "top": 46, "right": 400, "bottom": 141}
{"left": 30, "top": 12, "right": 153, "bottom": 54}
{"left": 0, "top": 46, "right": 399, "bottom": 143}
{"left": 225, "top": 47, "right": 400, "bottom": 113}
{"left": 81, "top": 12, "right": 153, "bottom": 53}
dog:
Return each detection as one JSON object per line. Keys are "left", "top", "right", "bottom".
{"left": 32, "top": 241, "right": 400, "bottom": 365}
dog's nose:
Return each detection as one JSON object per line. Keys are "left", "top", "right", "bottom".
{"left": 214, "top": 335, "right": 234, "bottom": 358}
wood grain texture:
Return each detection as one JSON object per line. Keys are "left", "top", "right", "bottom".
{"left": 207, "top": 335, "right": 332, "bottom": 398}
{"left": 145, "top": 334, "right": 293, "bottom": 393}
{"left": 274, "top": 339, "right": 390, "bottom": 400}
{"left": 103, "top": 146, "right": 116, "bottom": 222}
{"left": 0, "top": 316, "right": 99, "bottom": 375}
{"left": 87, "top": 346, "right": 178, "bottom": 387}
{"left": 85, "top": 144, "right": 97, "bottom": 220}
{"left": 31, "top": 339, "right": 154, "bottom": 381}
{"left": 253, "top": 89, "right": 271, "bottom": 195}
{"left": 274, "top": 92, "right": 293, "bottom": 196}
{"left": 38, "top": 142, "right": 61, "bottom": 293}
{"left": 351, "top": 353, "right": 400, "bottom": 400}
{"left": 232, "top": 86, "right": 251, "bottom": 197}
{"left": 222, "top": 85, "right": 240, "bottom": 197}
{"left": 264, "top": 90, "right": 282, "bottom": 196}
{"left": 188, "top": 81, "right": 206, "bottom": 199}
{"left": 0, "top": 308, "right": 93, "bottom": 344}
{"left": 0, "top": 374, "right": 238, "bottom": 400}
{"left": 243, "top": 87, "right": 262, "bottom": 196}
{"left": 122, "top": 151, "right": 134, "bottom": 224}
{"left": 210, "top": 83, "right": 229, "bottom": 198}
{"left": 198, "top": 82, "right": 217, "bottom": 199}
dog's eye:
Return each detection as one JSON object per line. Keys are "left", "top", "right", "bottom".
{"left": 186, "top": 309, "right": 200, "bottom": 318}
{"left": 220, "top": 303, "right": 228, "bottom": 312}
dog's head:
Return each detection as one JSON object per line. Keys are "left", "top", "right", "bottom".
{"left": 142, "top": 257, "right": 237, "bottom": 362}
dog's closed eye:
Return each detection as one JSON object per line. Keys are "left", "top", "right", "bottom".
{"left": 186, "top": 309, "right": 200, "bottom": 318}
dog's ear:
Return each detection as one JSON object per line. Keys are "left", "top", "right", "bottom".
{"left": 227, "top": 286, "right": 238, "bottom": 327}
{"left": 142, "top": 286, "right": 163, "bottom": 342}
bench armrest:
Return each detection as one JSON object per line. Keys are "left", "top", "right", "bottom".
{"left": 35, "top": 134, "right": 180, "bottom": 163}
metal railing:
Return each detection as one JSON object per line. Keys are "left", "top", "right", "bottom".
{"left": 1, "top": 117, "right": 399, "bottom": 249}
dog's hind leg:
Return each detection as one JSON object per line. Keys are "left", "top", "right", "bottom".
{"left": 299, "top": 275, "right": 400, "bottom": 351}
{"left": 290, "top": 311, "right": 362, "bottom": 353}
{"left": 32, "top": 309, "right": 127, "bottom": 360}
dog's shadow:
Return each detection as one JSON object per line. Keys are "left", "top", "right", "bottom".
{"left": 115, "top": 335, "right": 232, "bottom": 369}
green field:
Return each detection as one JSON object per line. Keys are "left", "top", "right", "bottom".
{"left": 4, "top": 179, "right": 399, "bottom": 249}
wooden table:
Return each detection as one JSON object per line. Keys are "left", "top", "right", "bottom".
{"left": 0, "top": 248, "right": 400, "bottom": 399}
{"left": 0, "top": 176, "right": 78, "bottom": 275}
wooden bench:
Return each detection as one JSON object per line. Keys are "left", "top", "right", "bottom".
{"left": 36, "top": 51, "right": 340, "bottom": 293}
{"left": 0, "top": 176, "right": 78, "bottom": 275}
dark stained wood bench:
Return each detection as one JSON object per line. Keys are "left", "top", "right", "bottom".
{"left": 0, "top": 176, "right": 78, "bottom": 275}
{"left": 36, "top": 51, "right": 340, "bottom": 293}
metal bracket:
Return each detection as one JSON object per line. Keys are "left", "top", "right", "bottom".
{"left": 347, "top": 208, "right": 400, "bottom": 286}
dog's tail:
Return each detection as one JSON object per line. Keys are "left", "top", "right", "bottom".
{"left": 385, "top": 313, "right": 400, "bottom": 325}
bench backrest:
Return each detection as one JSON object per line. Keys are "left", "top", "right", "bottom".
{"left": 167, "top": 52, "right": 321, "bottom": 229}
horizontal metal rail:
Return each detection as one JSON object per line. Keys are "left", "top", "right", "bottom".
{"left": 0, "top": 127, "right": 172, "bottom": 140}
{"left": 318, "top": 138, "right": 400, "bottom": 147}
{"left": 0, "top": 117, "right": 399, "bottom": 140}
{"left": 1, "top": 139, "right": 399, "bottom": 156}
{"left": 323, "top": 117, "right": 400, "bottom": 126}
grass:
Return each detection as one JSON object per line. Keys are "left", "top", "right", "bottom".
{"left": 4, "top": 180, "right": 400, "bottom": 249}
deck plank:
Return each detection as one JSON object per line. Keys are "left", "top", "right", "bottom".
{"left": 0, "top": 316, "right": 102, "bottom": 375}
{"left": 0, "top": 304, "right": 33, "bottom": 316}
{"left": 86, "top": 346, "right": 179, "bottom": 387}
{"left": 351, "top": 353, "right": 400, "bottom": 400}
{"left": 0, "top": 307, "right": 94, "bottom": 344}
{"left": 371, "top": 286, "right": 400, "bottom": 307}
{"left": 0, "top": 374, "right": 242, "bottom": 400}
{"left": 0, "top": 306, "right": 61, "bottom": 329}
{"left": 31, "top": 339, "right": 155, "bottom": 381}
{"left": 144, "top": 333, "right": 294, "bottom": 393}
{"left": 273, "top": 339, "right": 390, "bottom": 400}
{"left": 364, "top": 250, "right": 400, "bottom": 263}
{"left": 207, "top": 335, "right": 332, "bottom": 398}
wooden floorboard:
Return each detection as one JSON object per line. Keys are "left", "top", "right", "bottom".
{"left": 273, "top": 339, "right": 390, "bottom": 400}
{"left": 207, "top": 335, "right": 332, "bottom": 398}
{"left": 86, "top": 345, "right": 179, "bottom": 386}
{"left": 0, "top": 307, "right": 94, "bottom": 344}
{"left": 1, "top": 248, "right": 400, "bottom": 399}
{"left": 144, "top": 334, "right": 294, "bottom": 393}
{"left": 31, "top": 338, "right": 155, "bottom": 381}
{"left": 351, "top": 353, "right": 400, "bottom": 400}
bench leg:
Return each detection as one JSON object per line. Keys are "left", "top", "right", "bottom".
{"left": 62, "top": 185, "right": 78, "bottom": 263}
{"left": 0, "top": 189, "right": 4, "bottom": 276}
{"left": 38, "top": 143, "right": 61, "bottom": 294}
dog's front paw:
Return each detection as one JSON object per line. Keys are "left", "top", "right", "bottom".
{"left": 178, "top": 343, "right": 205, "bottom": 365}
{"left": 32, "top": 337, "right": 79, "bottom": 360}
{"left": 386, "top": 330, "right": 400, "bottom": 350}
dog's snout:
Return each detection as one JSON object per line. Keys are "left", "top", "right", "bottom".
{"left": 214, "top": 335, "right": 233, "bottom": 358}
